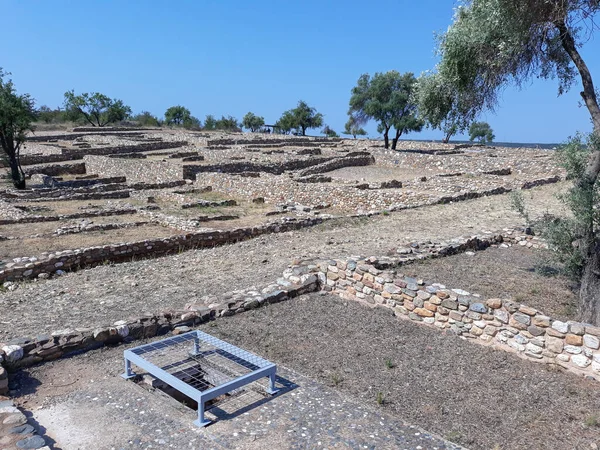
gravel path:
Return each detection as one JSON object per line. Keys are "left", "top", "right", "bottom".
{"left": 0, "top": 183, "right": 568, "bottom": 340}
{"left": 203, "top": 293, "right": 600, "bottom": 450}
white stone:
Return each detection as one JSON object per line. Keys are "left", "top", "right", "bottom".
{"left": 571, "top": 354, "right": 591, "bottom": 368}
{"left": 583, "top": 334, "right": 600, "bottom": 350}
{"left": 452, "top": 288, "right": 470, "bottom": 296}
{"left": 423, "top": 317, "right": 435, "bottom": 324}
{"left": 564, "top": 345, "right": 583, "bottom": 354}
{"left": 116, "top": 325, "right": 129, "bottom": 338}
{"left": 552, "top": 320, "right": 569, "bottom": 334}
{"left": 592, "top": 361, "right": 600, "bottom": 372}
{"left": 557, "top": 354, "right": 570, "bottom": 362}
{"left": 526, "top": 343, "right": 543, "bottom": 354}
{"left": 2, "top": 345, "right": 23, "bottom": 363}
{"left": 474, "top": 320, "right": 487, "bottom": 329}
{"left": 509, "top": 341, "right": 525, "bottom": 352}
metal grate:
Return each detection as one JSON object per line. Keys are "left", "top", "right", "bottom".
{"left": 122, "top": 330, "right": 279, "bottom": 427}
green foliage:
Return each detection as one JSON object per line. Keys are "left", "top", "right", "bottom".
{"left": 376, "top": 391, "right": 385, "bottom": 406}
{"left": 242, "top": 112, "right": 265, "bottom": 132}
{"left": 509, "top": 190, "right": 531, "bottom": 226}
{"left": 348, "top": 71, "right": 423, "bottom": 149}
{"left": 277, "top": 100, "right": 323, "bottom": 136}
{"left": 384, "top": 358, "right": 395, "bottom": 369}
{"left": 0, "top": 69, "right": 36, "bottom": 189}
{"left": 414, "top": 71, "right": 476, "bottom": 143}
{"left": 343, "top": 115, "right": 367, "bottom": 139}
{"left": 204, "top": 114, "right": 217, "bottom": 130}
{"left": 64, "top": 90, "right": 131, "bottom": 127}
{"left": 184, "top": 115, "right": 202, "bottom": 130}
{"left": 321, "top": 125, "right": 339, "bottom": 138}
{"left": 468, "top": 121, "right": 494, "bottom": 144}
{"left": 214, "top": 115, "right": 241, "bottom": 131}
{"left": 436, "top": 1, "right": 599, "bottom": 117}
{"left": 540, "top": 133, "right": 600, "bottom": 278}
{"left": 36, "top": 105, "right": 67, "bottom": 124}
{"left": 274, "top": 110, "right": 296, "bottom": 134}
{"left": 164, "top": 105, "right": 191, "bottom": 126}
{"left": 132, "top": 111, "right": 161, "bottom": 127}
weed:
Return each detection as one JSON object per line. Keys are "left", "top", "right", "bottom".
{"left": 445, "top": 431, "right": 462, "bottom": 443}
{"left": 376, "top": 391, "right": 385, "bottom": 406}
{"left": 584, "top": 415, "right": 599, "bottom": 428}
{"left": 330, "top": 373, "right": 343, "bottom": 386}
{"left": 382, "top": 210, "right": 390, "bottom": 216}
{"left": 384, "top": 358, "right": 395, "bottom": 369}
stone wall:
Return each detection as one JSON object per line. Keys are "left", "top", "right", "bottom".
{"left": 2, "top": 228, "right": 599, "bottom": 388}
{"left": 24, "top": 162, "right": 86, "bottom": 177}
{"left": 318, "top": 249, "right": 600, "bottom": 381}
{"left": 0, "top": 217, "right": 324, "bottom": 283}
{"left": 84, "top": 155, "right": 184, "bottom": 183}
{"left": 64, "top": 140, "right": 186, "bottom": 158}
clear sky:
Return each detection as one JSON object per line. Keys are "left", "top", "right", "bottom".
{"left": 4, "top": 0, "right": 600, "bottom": 143}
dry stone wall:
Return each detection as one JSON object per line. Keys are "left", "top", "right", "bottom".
{"left": 84, "top": 155, "right": 184, "bottom": 183}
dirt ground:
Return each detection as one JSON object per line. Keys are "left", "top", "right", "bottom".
{"left": 201, "top": 293, "right": 600, "bottom": 450}
{"left": 0, "top": 183, "right": 571, "bottom": 340}
{"left": 404, "top": 244, "right": 579, "bottom": 320}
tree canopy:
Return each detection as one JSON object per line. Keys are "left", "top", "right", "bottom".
{"left": 242, "top": 112, "right": 265, "bottom": 132}
{"left": 164, "top": 105, "right": 191, "bottom": 126}
{"left": 434, "top": 0, "right": 600, "bottom": 323}
{"left": 0, "top": 69, "right": 36, "bottom": 189}
{"left": 343, "top": 116, "right": 367, "bottom": 139}
{"left": 282, "top": 101, "right": 324, "bottom": 136}
{"left": 348, "top": 71, "right": 423, "bottom": 149}
{"left": 468, "top": 121, "right": 494, "bottom": 144}
{"left": 64, "top": 91, "right": 131, "bottom": 127}
{"left": 414, "top": 72, "right": 477, "bottom": 143}
{"left": 321, "top": 125, "right": 339, "bottom": 138}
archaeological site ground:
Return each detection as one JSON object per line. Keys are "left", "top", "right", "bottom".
{"left": 1, "top": 128, "right": 599, "bottom": 449}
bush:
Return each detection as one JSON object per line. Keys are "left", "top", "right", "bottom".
{"left": 132, "top": 111, "right": 160, "bottom": 127}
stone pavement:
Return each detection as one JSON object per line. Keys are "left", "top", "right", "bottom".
{"left": 8, "top": 343, "right": 464, "bottom": 450}
{"left": 0, "top": 398, "right": 49, "bottom": 450}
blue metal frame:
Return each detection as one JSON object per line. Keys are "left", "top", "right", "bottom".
{"left": 122, "top": 330, "right": 279, "bottom": 427}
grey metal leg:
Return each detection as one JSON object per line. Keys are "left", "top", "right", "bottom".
{"left": 266, "top": 371, "right": 279, "bottom": 395}
{"left": 193, "top": 397, "right": 211, "bottom": 428}
{"left": 121, "top": 357, "right": 136, "bottom": 379}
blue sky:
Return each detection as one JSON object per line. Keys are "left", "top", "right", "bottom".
{"left": 4, "top": 0, "right": 599, "bottom": 143}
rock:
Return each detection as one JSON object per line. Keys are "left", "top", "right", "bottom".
{"left": 552, "top": 320, "right": 569, "bottom": 334}
{"left": 571, "top": 354, "right": 591, "bottom": 368}
{"left": 583, "top": 334, "right": 600, "bottom": 350}
{"left": 414, "top": 308, "right": 434, "bottom": 318}
{"left": 3, "top": 413, "right": 26, "bottom": 425}
{"left": 441, "top": 299, "right": 458, "bottom": 310}
{"left": 525, "top": 343, "right": 543, "bottom": 354}
{"left": 469, "top": 303, "right": 487, "bottom": 313}
{"left": 470, "top": 326, "right": 484, "bottom": 336}
{"left": 494, "top": 309, "right": 509, "bottom": 324}
{"left": 532, "top": 315, "right": 550, "bottom": 328}
{"left": 486, "top": 298, "right": 502, "bottom": 309}
{"left": 518, "top": 305, "right": 537, "bottom": 316}
{"left": 527, "top": 325, "right": 546, "bottom": 337}
{"left": 512, "top": 312, "right": 531, "bottom": 325}
{"left": 16, "top": 435, "right": 47, "bottom": 449}
{"left": 2, "top": 345, "right": 24, "bottom": 364}
{"left": 569, "top": 322, "right": 585, "bottom": 336}
{"left": 565, "top": 334, "right": 583, "bottom": 346}
{"left": 564, "top": 345, "right": 583, "bottom": 354}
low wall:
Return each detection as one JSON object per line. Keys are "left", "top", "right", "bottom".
{"left": 24, "top": 162, "right": 86, "bottom": 177}
{"left": 1, "top": 228, "right": 599, "bottom": 391}
{"left": 84, "top": 155, "right": 184, "bottom": 183}
{"left": 0, "top": 217, "right": 323, "bottom": 283}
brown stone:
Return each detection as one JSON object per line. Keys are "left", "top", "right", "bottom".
{"left": 565, "top": 334, "right": 583, "bottom": 346}
{"left": 404, "top": 301, "right": 415, "bottom": 311}
{"left": 470, "top": 326, "right": 484, "bottom": 336}
{"left": 424, "top": 302, "right": 437, "bottom": 312}
{"left": 519, "top": 305, "right": 538, "bottom": 316}
{"left": 508, "top": 316, "right": 528, "bottom": 331}
{"left": 546, "top": 328, "right": 566, "bottom": 338}
{"left": 414, "top": 307, "right": 434, "bottom": 318}
{"left": 486, "top": 298, "right": 502, "bottom": 309}
{"left": 437, "top": 306, "right": 450, "bottom": 315}
{"left": 437, "top": 291, "right": 449, "bottom": 300}
{"left": 532, "top": 315, "right": 551, "bottom": 328}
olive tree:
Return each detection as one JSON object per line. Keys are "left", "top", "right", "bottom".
{"left": 348, "top": 71, "right": 423, "bottom": 149}
{"left": 415, "top": 72, "right": 477, "bottom": 143}
{"left": 164, "top": 105, "right": 191, "bottom": 126}
{"left": 343, "top": 116, "right": 367, "bottom": 139}
{"left": 64, "top": 91, "right": 131, "bottom": 127}
{"left": 279, "top": 101, "right": 323, "bottom": 136}
{"left": 469, "top": 121, "right": 495, "bottom": 144}
{"left": 242, "top": 112, "right": 265, "bottom": 132}
{"left": 434, "top": 0, "right": 600, "bottom": 323}
{"left": 0, "top": 69, "right": 36, "bottom": 189}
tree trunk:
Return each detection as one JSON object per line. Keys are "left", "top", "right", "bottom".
{"left": 579, "top": 245, "right": 600, "bottom": 325}
{"left": 383, "top": 130, "right": 389, "bottom": 149}
{"left": 8, "top": 153, "right": 26, "bottom": 189}
{"left": 391, "top": 128, "right": 402, "bottom": 150}
{"left": 442, "top": 131, "right": 452, "bottom": 144}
